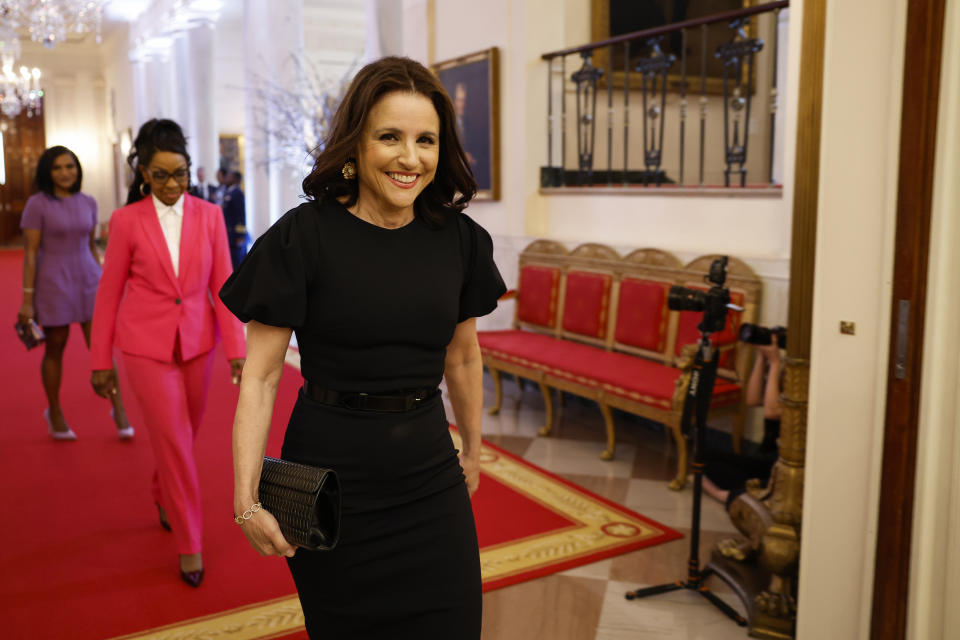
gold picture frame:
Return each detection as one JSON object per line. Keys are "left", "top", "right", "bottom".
{"left": 432, "top": 47, "right": 500, "bottom": 201}
{"left": 589, "top": 0, "right": 758, "bottom": 94}
{"left": 218, "top": 133, "right": 245, "bottom": 188}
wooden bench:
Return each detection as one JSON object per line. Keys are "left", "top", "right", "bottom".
{"left": 477, "top": 240, "right": 762, "bottom": 490}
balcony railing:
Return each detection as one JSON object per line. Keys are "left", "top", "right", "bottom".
{"left": 541, "top": 0, "right": 789, "bottom": 191}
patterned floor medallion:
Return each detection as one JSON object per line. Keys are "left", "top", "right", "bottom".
{"left": 449, "top": 429, "right": 679, "bottom": 590}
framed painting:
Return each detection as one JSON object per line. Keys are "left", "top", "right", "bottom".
{"left": 432, "top": 47, "right": 500, "bottom": 200}
{"left": 218, "top": 133, "right": 245, "bottom": 186}
{"left": 589, "top": 0, "right": 758, "bottom": 94}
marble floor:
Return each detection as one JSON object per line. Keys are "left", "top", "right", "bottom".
{"left": 446, "top": 373, "right": 755, "bottom": 640}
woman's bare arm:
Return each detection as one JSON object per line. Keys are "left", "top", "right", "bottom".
{"left": 88, "top": 227, "right": 102, "bottom": 266}
{"left": 19, "top": 229, "right": 41, "bottom": 322}
{"left": 232, "top": 320, "right": 297, "bottom": 557}
{"left": 443, "top": 317, "right": 484, "bottom": 496}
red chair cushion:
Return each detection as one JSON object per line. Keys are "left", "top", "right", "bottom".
{"left": 562, "top": 270, "right": 612, "bottom": 339}
{"left": 478, "top": 329, "right": 741, "bottom": 411}
{"left": 614, "top": 277, "right": 671, "bottom": 352}
{"left": 587, "top": 351, "right": 742, "bottom": 409}
{"left": 674, "top": 289, "right": 745, "bottom": 370}
{"left": 516, "top": 266, "right": 561, "bottom": 329}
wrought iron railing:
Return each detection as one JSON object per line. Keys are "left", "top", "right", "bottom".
{"left": 541, "top": 0, "right": 788, "bottom": 190}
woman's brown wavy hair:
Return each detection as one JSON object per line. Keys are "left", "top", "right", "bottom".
{"left": 302, "top": 56, "right": 477, "bottom": 225}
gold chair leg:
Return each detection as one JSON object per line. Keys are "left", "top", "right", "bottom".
{"left": 668, "top": 421, "right": 688, "bottom": 491}
{"left": 599, "top": 402, "right": 616, "bottom": 461}
{"left": 488, "top": 368, "right": 503, "bottom": 415}
{"left": 538, "top": 383, "right": 554, "bottom": 436}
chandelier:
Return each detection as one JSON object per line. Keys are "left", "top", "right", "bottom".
{"left": 0, "top": 1, "right": 104, "bottom": 51}
{"left": 0, "top": 62, "right": 41, "bottom": 117}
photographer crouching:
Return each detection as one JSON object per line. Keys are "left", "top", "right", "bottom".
{"left": 702, "top": 323, "right": 786, "bottom": 509}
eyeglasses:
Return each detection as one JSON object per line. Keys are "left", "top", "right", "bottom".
{"left": 149, "top": 168, "right": 190, "bottom": 184}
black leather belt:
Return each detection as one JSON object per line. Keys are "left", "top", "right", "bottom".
{"left": 303, "top": 381, "right": 439, "bottom": 412}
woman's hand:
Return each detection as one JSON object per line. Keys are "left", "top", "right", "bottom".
{"left": 17, "top": 302, "right": 34, "bottom": 325}
{"left": 461, "top": 452, "right": 480, "bottom": 496}
{"left": 90, "top": 369, "right": 118, "bottom": 398}
{"left": 236, "top": 506, "right": 297, "bottom": 557}
{"left": 230, "top": 358, "right": 245, "bottom": 385}
{"left": 757, "top": 343, "right": 781, "bottom": 364}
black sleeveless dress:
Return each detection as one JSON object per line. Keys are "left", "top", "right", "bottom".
{"left": 219, "top": 200, "right": 505, "bottom": 639}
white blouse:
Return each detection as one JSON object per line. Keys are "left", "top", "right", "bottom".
{"left": 152, "top": 193, "right": 184, "bottom": 276}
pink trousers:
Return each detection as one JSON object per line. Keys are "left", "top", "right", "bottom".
{"left": 122, "top": 348, "right": 215, "bottom": 554}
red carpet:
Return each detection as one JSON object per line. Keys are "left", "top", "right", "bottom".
{"left": 0, "top": 249, "right": 680, "bottom": 639}
{"left": 0, "top": 249, "right": 306, "bottom": 640}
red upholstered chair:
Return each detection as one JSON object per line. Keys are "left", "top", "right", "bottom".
{"left": 478, "top": 240, "right": 569, "bottom": 429}
{"left": 478, "top": 242, "right": 763, "bottom": 491}
{"left": 614, "top": 277, "right": 672, "bottom": 356}
{"left": 516, "top": 265, "right": 561, "bottom": 331}
{"left": 561, "top": 270, "right": 613, "bottom": 341}
{"left": 477, "top": 264, "right": 562, "bottom": 428}
{"left": 534, "top": 244, "right": 621, "bottom": 439}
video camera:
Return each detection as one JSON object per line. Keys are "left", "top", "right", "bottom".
{"left": 739, "top": 323, "right": 787, "bottom": 349}
{"left": 667, "top": 256, "right": 731, "bottom": 335}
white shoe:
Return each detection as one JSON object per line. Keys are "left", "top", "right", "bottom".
{"left": 111, "top": 408, "right": 134, "bottom": 440}
{"left": 44, "top": 408, "right": 77, "bottom": 441}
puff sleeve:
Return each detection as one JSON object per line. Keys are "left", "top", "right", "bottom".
{"left": 457, "top": 213, "right": 507, "bottom": 322}
{"left": 219, "top": 205, "right": 315, "bottom": 328}
{"left": 19, "top": 194, "right": 45, "bottom": 231}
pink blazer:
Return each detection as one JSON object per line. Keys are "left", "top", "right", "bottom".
{"left": 91, "top": 194, "right": 245, "bottom": 370}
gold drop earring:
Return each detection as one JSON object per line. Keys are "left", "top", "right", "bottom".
{"left": 341, "top": 161, "right": 357, "bottom": 180}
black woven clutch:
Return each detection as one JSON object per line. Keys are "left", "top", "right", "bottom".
{"left": 258, "top": 457, "right": 341, "bottom": 551}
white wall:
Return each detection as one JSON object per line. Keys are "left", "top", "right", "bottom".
{"left": 796, "top": 0, "right": 907, "bottom": 637}
{"left": 908, "top": 0, "right": 960, "bottom": 637}
{"left": 213, "top": 16, "right": 245, "bottom": 135}
{"left": 101, "top": 26, "right": 138, "bottom": 210}
{"left": 414, "top": 0, "right": 795, "bottom": 338}
{"left": 304, "top": 0, "right": 366, "bottom": 76}
{"left": 18, "top": 40, "right": 115, "bottom": 221}
{"left": 101, "top": 25, "right": 137, "bottom": 142}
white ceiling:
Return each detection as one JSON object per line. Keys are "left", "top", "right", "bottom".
{"left": 103, "top": 0, "right": 149, "bottom": 22}
{"left": 104, "top": 0, "right": 242, "bottom": 23}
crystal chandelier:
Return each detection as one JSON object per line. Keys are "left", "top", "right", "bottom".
{"left": 0, "top": 1, "right": 104, "bottom": 51}
{"left": 0, "top": 23, "right": 20, "bottom": 68}
{"left": 0, "top": 62, "right": 42, "bottom": 117}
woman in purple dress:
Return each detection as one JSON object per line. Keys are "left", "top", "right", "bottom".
{"left": 17, "top": 146, "right": 132, "bottom": 440}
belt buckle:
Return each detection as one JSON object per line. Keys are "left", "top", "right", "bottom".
{"left": 342, "top": 392, "right": 365, "bottom": 410}
{"left": 406, "top": 390, "right": 426, "bottom": 411}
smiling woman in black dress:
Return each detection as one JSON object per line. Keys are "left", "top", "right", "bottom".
{"left": 219, "top": 56, "right": 505, "bottom": 639}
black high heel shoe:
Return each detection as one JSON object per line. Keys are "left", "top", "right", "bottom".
{"left": 156, "top": 503, "right": 172, "bottom": 532}
{"left": 180, "top": 568, "right": 204, "bottom": 588}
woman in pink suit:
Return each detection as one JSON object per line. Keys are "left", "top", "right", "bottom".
{"left": 90, "top": 119, "right": 245, "bottom": 587}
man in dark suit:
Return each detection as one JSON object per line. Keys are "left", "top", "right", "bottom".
{"left": 212, "top": 167, "right": 228, "bottom": 205}
{"left": 222, "top": 170, "right": 247, "bottom": 269}
{"left": 188, "top": 166, "right": 217, "bottom": 202}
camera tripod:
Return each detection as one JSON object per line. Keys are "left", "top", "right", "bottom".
{"left": 625, "top": 328, "right": 747, "bottom": 627}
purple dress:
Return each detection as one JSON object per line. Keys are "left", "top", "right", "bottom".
{"left": 20, "top": 192, "right": 102, "bottom": 326}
